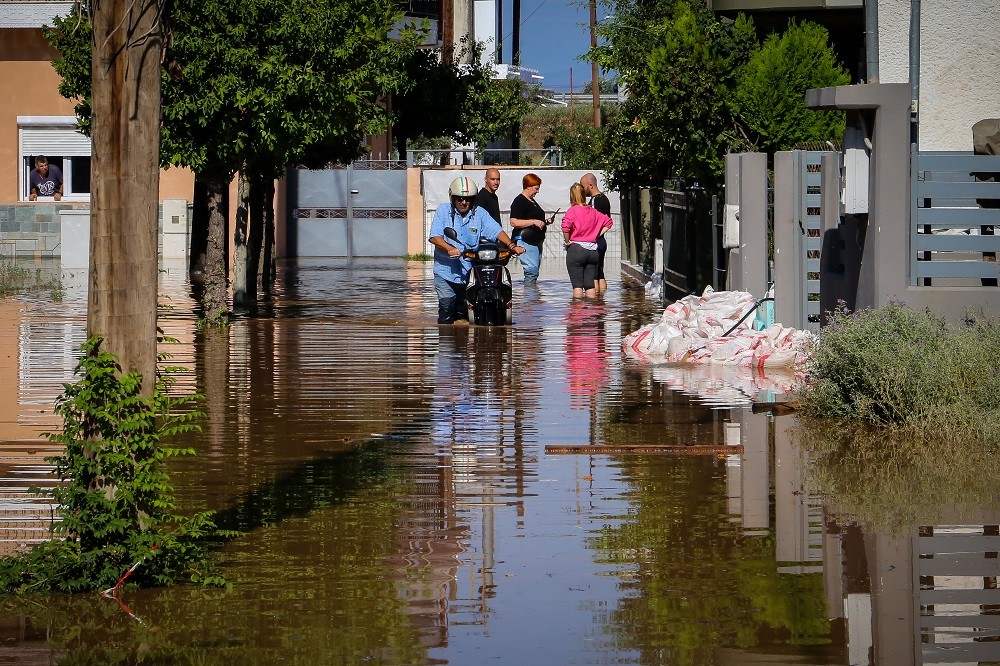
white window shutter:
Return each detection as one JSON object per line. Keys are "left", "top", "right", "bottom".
{"left": 20, "top": 127, "right": 91, "bottom": 157}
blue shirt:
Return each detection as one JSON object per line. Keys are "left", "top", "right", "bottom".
{"left": 429, "top": 203, "right": 504, "bottom": 283}
{"left": 29, "top": 164, "right": 63, "bottom": 197}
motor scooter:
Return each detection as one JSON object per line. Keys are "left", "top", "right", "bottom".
{"left": 443, "top": 228, "right": 514, "bottom": 326}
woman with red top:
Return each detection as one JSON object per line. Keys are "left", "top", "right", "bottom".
{"left": 561, "top": 183, "right": 613, "bottom": 299}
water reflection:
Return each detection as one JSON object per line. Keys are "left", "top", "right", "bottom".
{"left": 14, "top": 257, "right": 996, "bottom": 663}
{"left": 800, "top": 418, "right": 1000, "bottom": 665}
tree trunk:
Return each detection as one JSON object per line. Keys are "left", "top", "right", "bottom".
{"left": 189, "top": 176, "right": 209, "bottom": 285}
{"left": 259, "top": 177, "right": 276, "bottom": 294}
{"left": 246, "top": 168, "right": 264, "bottom": 301}
{"left": 88, "top": 0, "right": 164, "bottom": 395}
{"left": 202, "top": 180, "right": 229, "bottom": 324}
{"left": 233, "top": 171, "right": 250, "bottom": 307}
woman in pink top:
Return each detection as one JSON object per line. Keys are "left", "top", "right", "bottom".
{"left": 561, "top": 183, "right": 613, "bottom": 298}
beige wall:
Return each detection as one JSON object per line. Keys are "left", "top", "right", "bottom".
{"left": 0, "top": 28, "right": 195, "bottom": 205}
{"left": 0, "top": 29, "right": 76, "bottom": 203}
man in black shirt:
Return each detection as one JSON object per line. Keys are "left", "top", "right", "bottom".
{"left": 475, "top": 168, "right": 502, "bottom": 224}
{"left": 581, "top": 173, "right": 611, "bottom": 292}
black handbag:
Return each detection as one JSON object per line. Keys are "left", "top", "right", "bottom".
{"left": 520, "top": 224, "right": 544, "bottom": 245}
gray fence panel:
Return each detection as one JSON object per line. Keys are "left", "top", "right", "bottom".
{"left": 911, "top": 150, "right": 1000, "bottom": 283}
{"left": 290, "top": 160, "right": 408, "bottom": 257}
{"left": 296, "top": 170, "right": 351, "bottom": 208}
{"left": 295, "top": 218, "right": 349, "bottom": 257}
{"left": 351, "top": 220, "right": 407, "bottom": 256}
{"left": 350, "top": 168, "right": 407, "bottom": 209}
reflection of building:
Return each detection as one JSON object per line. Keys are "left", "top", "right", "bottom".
{"left": 0, "top": 299, "right": 65, "bottom": 554}
{"left": 734, "top": 412, "right": 1000, "bottom": 664}
{"left": 831, "top": 521, "right": 1000, "bottom": 665}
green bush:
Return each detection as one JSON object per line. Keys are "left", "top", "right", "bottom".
{"left": 734, "top": 20, "right": 850, "bottom": 154}
{"left": 798, "top": 302, "right": 1000, "bottom": 443}
{"left": 0, "top": 337, "right": 235, "bottom": 594}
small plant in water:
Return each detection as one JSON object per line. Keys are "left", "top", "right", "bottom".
{"left": 0, "top": 337, "right": 235, "bottom": 594}
{"left": 0, "top": 260, "right": 62, "bottom": 299}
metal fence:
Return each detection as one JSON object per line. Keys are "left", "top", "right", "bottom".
{"left": 287, "top": 160, "right": 408, "bottom": 258}
{"left": 405, "top": 148, "right": 563, "bottom": 168}
{"left": 911, "top": 150, "right": 1000, "bottom": 285}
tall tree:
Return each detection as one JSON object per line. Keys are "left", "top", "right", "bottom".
{"left": 596, "top": 1, "right": 756, "bottom": 189}
{"left": 392, "top": 40, "right": 536, "bottom": 157}
{"left": 88, "top": 0, "right": 165, "bottom": 393}
{"left": 50, "top": 0, "right": 420, "bottom": 322}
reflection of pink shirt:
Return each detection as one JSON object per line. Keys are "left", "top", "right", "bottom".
{"left": 561, "top": 204, "right": 613, "bottom": 244}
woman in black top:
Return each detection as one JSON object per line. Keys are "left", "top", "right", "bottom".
{"left": 509, "top": 172, "right": 552, "bottom": 284}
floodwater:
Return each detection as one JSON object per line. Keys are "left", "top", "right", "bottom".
{"left": 1, "top": 258, "right": 1000, "bottom": 665}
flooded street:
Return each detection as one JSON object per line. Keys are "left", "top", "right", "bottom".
{"left": 1, "top": 258, "right": 1000, "bottom": 664}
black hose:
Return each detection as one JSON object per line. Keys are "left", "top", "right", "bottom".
{"left": 688, "top": 296, "right": 775, "bottom": 355}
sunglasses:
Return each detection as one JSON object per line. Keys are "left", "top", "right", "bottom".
{"left": 454, "top": 196, "right": 474, "bottom": 203}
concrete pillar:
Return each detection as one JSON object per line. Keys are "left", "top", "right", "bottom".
{"left": 738, "top": 152, "right": 769, "bottom": 299}
{"left": 773, "top": 152, "right": 798, "bottom": 327}
{"left": 807, "top": 83, "right": 912, "bottom": 310}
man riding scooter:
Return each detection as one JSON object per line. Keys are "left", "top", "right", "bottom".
{"left": 428, "top": 176, "right": 524, "bottom": 325}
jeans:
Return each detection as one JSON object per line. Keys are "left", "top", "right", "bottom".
{"left": 517, "top": 239, "right": 542, "bottom": 284}
{"left": 434, "top": 275, "right": 468, "bottom": 324}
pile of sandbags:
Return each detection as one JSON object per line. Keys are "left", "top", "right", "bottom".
{"left": 623, "top": 287, "right": 815, "bottom": 370}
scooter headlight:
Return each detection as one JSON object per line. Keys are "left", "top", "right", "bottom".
{"left": 477, "top": 248, "right": 498, "bottom": 262}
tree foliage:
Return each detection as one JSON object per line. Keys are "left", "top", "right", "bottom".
{"left": 734, "top": 21, "right": 850, "bottom": 155}
{"left": 582, "top": 76, "right": 615, "bottom": 95}
{"left": 520, "top": 105, "right": 616, "bottom": 169}
{"left": 49, "top": 0, "right": 418, "bottom": 177}
{"left": 594, "top": 0, "right": 849, "bottom": 190}
{"left": 0, "top": 339, "right": 234, "bottom": 594}
{"left": 596, "top": 1, "right": 756, "bottom": 189}
{"left": 392, "top": 40, "right": 536, "bottom": 156}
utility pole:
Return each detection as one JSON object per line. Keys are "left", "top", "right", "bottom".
{"left": 589, "top": 0, "right": 600, "bottom": 128}
{"left": 497, "top": 0, "right": 503, "bottom": 64}
{"left": 512, "top": 0, "right": 521, "bottom": 65}
{"left": 569, "top": 67, "right": 574, "bottom": 122}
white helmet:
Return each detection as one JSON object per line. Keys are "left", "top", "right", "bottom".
{"left": 449, "top": 176, "right": 478, "bottom": 199}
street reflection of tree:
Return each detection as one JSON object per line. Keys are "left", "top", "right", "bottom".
{"left": 599, "top": 370, "right": 726, "bottom": 448}
{"left": 0, "top": 448, "right": 431, "bottom": 664}
{"left": 588, "top": 457, "right": 833, "bottom": 664}
{"left": 798, "top": 417, "right": 1000, "bottom": 532}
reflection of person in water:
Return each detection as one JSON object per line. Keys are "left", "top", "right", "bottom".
{"left": 563, "top": 301, "right": 609, "bottom": 408}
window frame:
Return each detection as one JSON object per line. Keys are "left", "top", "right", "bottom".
{"left": 17, "top": 116, "right": 91, "bottom": 203}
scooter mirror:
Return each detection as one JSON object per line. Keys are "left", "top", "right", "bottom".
{"left": 443, "top": 228, "right": 458, "bottom": 241}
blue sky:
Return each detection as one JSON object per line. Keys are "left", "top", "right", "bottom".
{"left": 497, "top": 0, "right": 596, "bottom": 93}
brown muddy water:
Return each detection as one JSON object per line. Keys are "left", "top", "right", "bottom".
{"left": 1, "top": 258, "right": 999, "bottom": 665}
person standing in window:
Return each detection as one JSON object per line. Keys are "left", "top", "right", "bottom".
{"left": 28, "top": 156, "right": 63, "bottom": 201}
{"left": 581, "top": 173, "right": 610, "bottom": 292}
{"left": 509, "top": 173, "right": 554, "bottom": 285}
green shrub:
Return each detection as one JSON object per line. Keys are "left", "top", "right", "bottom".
{"left": 0, "top": 337, "right": 235, "bottom": 594}
{"left": 734, "top": 20, "right": 850, "bottom": 154}
{"left": 798, "top": 302, "right": 1000, "bottom": 443}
